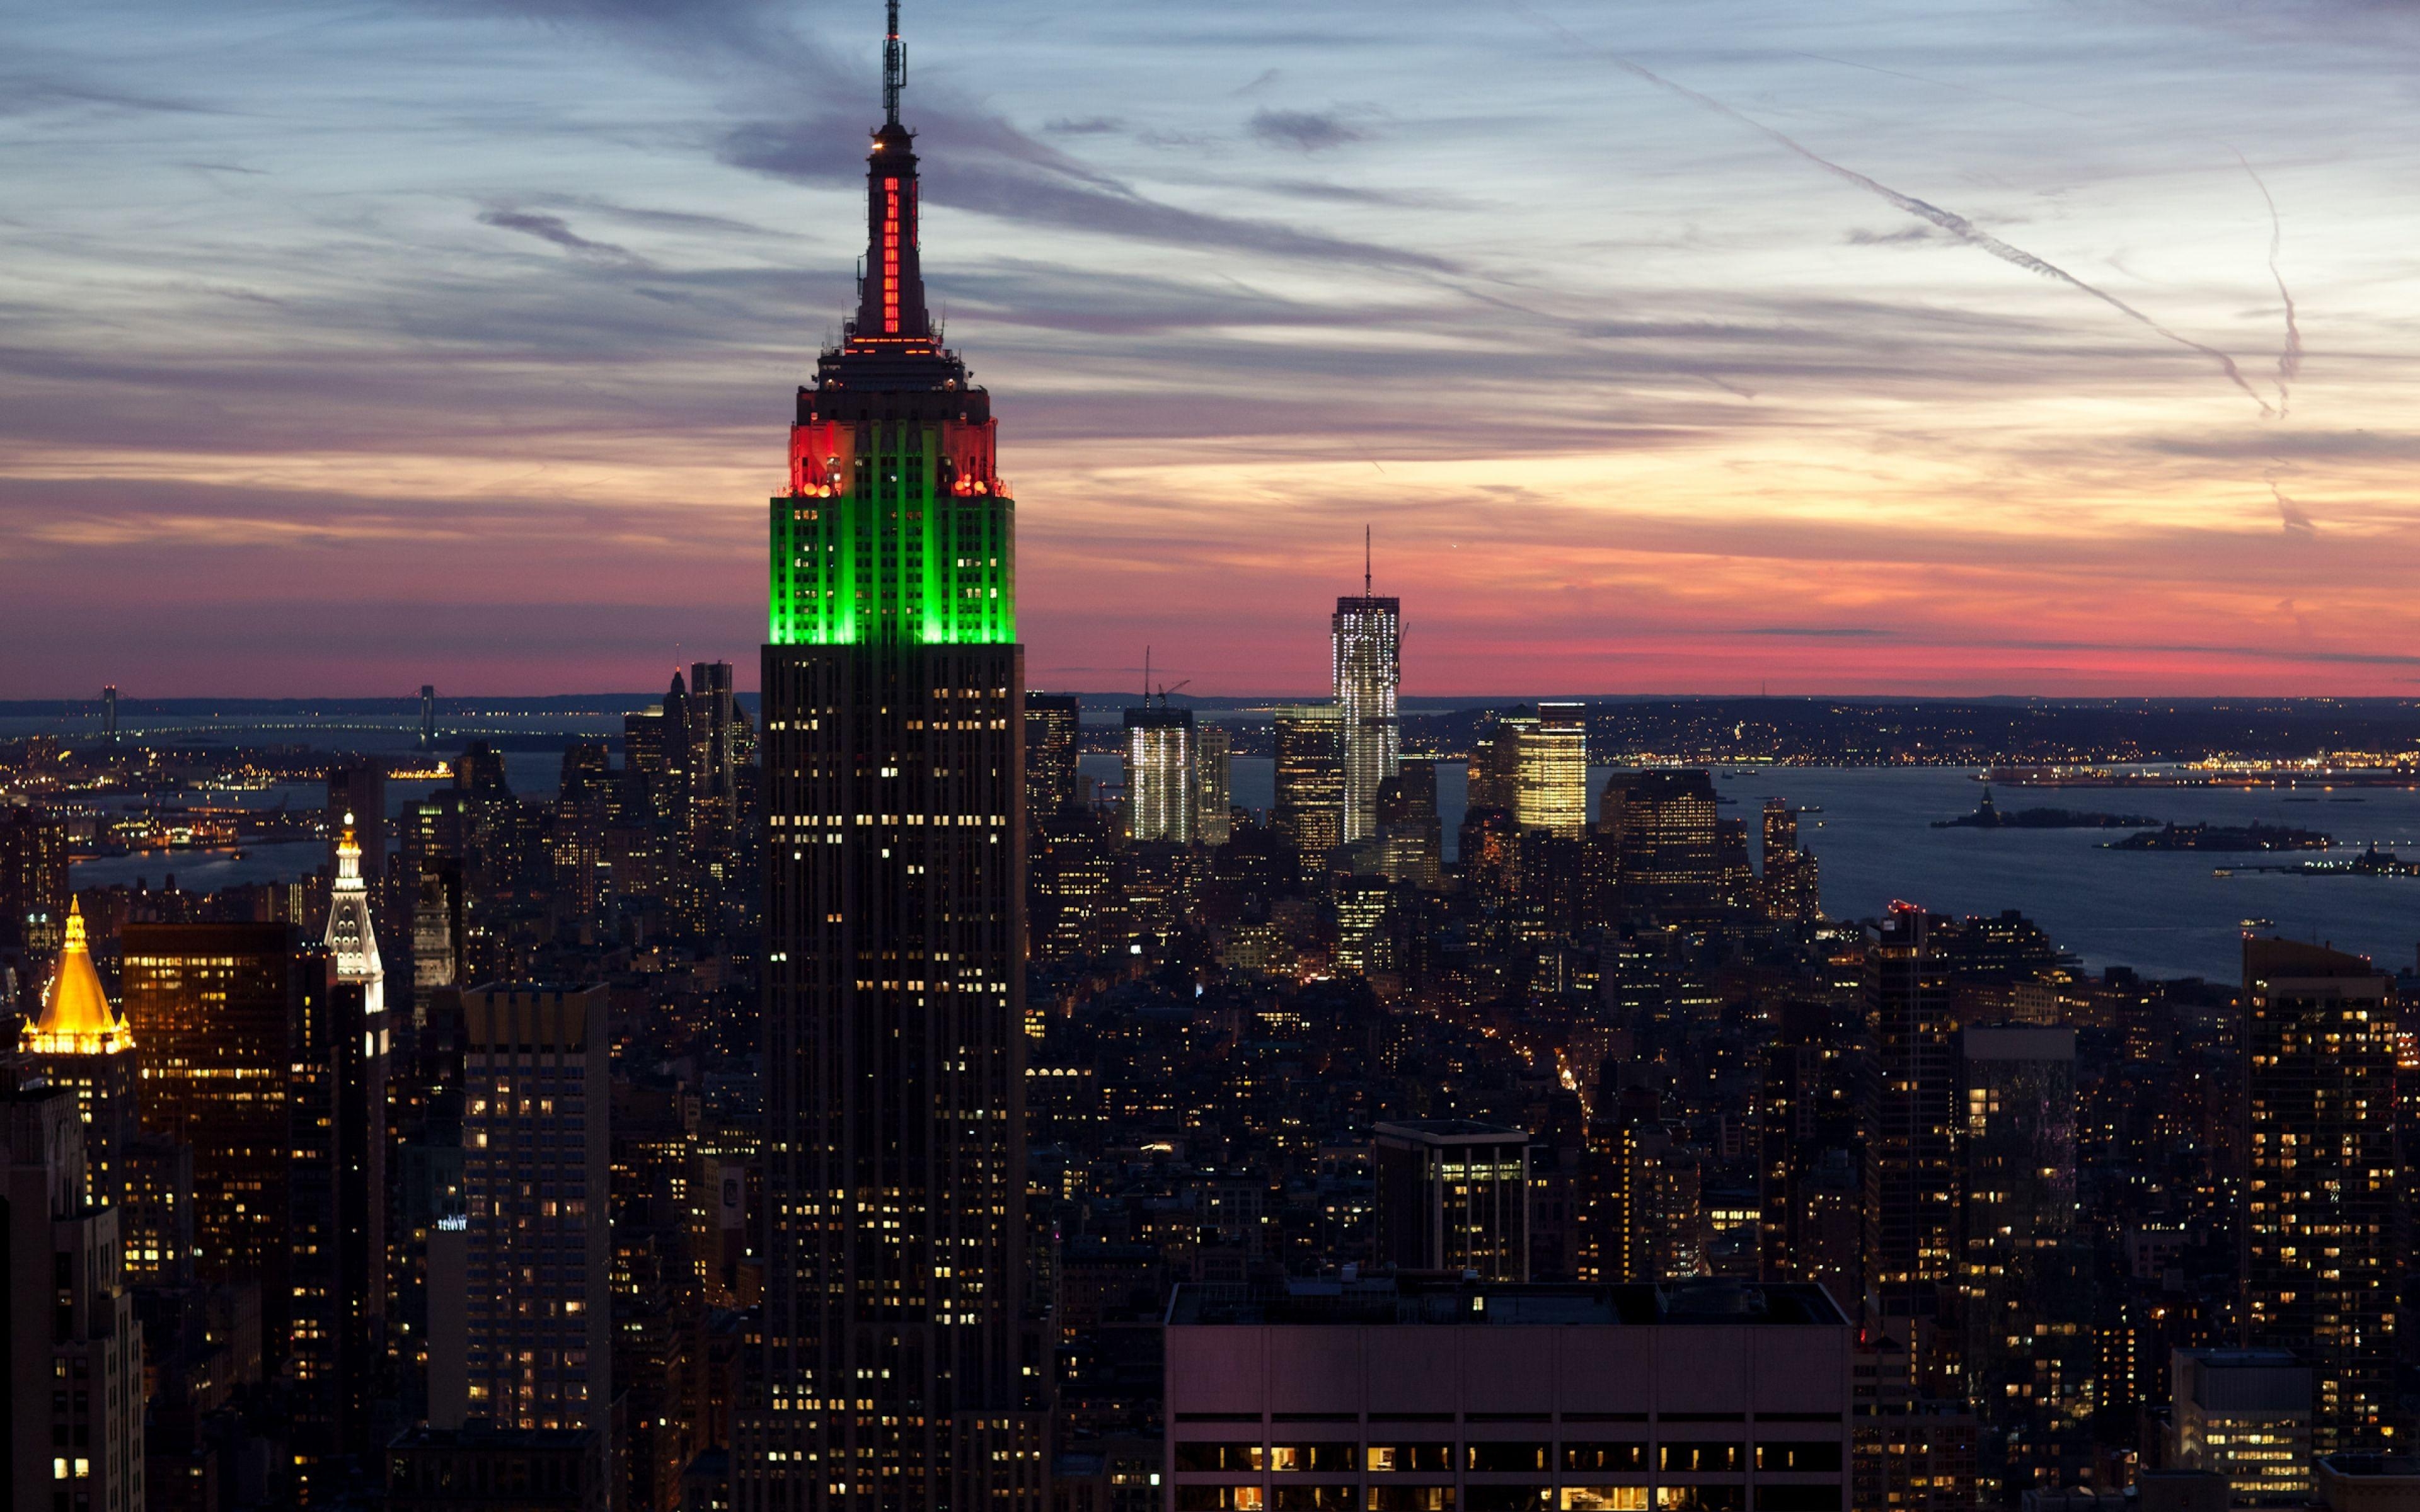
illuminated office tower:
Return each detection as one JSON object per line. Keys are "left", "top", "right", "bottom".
{"left": 1757, "top": 1003, "right": 1860, "bottom": 1288}
{"left": 1960, "top": 1026, "right": 2093, "bottom": 1496}
{"left": 291, "top": 820, "right": 391, "bottom": 1479}
{"left": 1334, "top": 875, "right": 1397, "bottom": 982}
{"left": 1123, "top": 701, "right": 1196, "bottom": 845}
{"left": 2, "top": 1085, "right": 143, "bottom": 1512}
{"left": 1594, "top": 769, "right": 1720, "bottom": 919}
{"left": 411, "top": 861, "right": 464, "bottom": 1021}
{"left": 1271, "top": 704, "right": 1344, "bottom": 857}
{"left": 1760, "top": 798, "right": 1823, "bottom": 924}
{"left": 1032, "top": 805, "right": 1122, "bottom": 966}
{"left": 1863, "top": 907, "right": 1958, "bottom": 1309}
{"left": 746, "top": 6, "right": 1046, "bottom": 1504}
{"left": 1332, "top": 545, "right": 1400, "bottom": 845}
{"left": 2168, "top": 1348, "right": 2313, "bottom": 1507}
{"left": 1466, "top": 716, "right": 1526, "bottom": 813}
{"left": 1024, "top": 693, "right": 1080, "bottom": 818}
{"left": 1514, "top": 702, "right": 1587, "bottom": 838}
{"left": 18, "top": 900, "right": 136, "bottom": 1208}
{"left": 2242, "top": 939, "right": 2397, "bottom": 1453}
{"left": 0, "top": 800, "right": 69, "bottom": 956}
{"left": 551, "top": 742, "right": 613, "bottom": 928}
{"left": 326, "top": 759, "right": 387, "bottom": 890}
{"left": 455, "top": 986, "right": 610, "bottom": 1432}
{"left": 683, "top": 659, "right": 754, "bottom": 912}
{"left": 1194, "top": 723, "right": 1231, "bottom": 847}
{"left": 1373, "top": 1118, "right": 1530, "bottom": 1280}
{"left": 122, "top": 919, "right": 299, "bottom": 1349}
{"left": 1374, "top": 757, "right": 1441, "bottom": 886}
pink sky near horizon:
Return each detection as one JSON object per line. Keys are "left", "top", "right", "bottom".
{"left": 8, "top": 1, "right": 2420, "bottom": 701}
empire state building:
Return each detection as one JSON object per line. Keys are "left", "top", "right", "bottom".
{"left": 740, "top": 5, "right": 1044, "bottom": 1508}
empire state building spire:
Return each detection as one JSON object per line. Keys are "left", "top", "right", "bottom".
{"left": 855, "top": 0, "right": 930, "bottom": 342}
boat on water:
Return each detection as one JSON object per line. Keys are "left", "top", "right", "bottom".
{"left": 2241, "top": 916, "right": 2275, "bottom": 928}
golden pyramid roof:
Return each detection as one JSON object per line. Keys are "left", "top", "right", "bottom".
{"left": 25, "top": 899, "right": 129, "bottom": 1055}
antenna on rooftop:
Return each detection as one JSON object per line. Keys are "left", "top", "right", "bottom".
{"left": 1364, "top": 524, "right": 1372, "bottom": 597}
{"left": 883, "top": 0, "right": 906, "bottom": 126}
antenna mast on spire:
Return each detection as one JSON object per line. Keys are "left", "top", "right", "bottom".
{"left": 1364, "top": 524, "right": 1372, "bottom": 597}
{"left": 883, "top": 0, "right": 906, "bottom": 126}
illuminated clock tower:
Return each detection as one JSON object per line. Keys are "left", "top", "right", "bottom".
{"left": 740, "top": 5, "right": 1043, "bottom": 1508}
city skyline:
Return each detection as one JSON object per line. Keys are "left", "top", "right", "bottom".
{"left": 8, "top": 5, "right": 2420, "bottom": 1502}
{"left": 10, "top": 1, "right": 2420, "bottom": 698}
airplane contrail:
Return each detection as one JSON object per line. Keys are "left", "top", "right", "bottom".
{"left": 2234, "top": 151, "right": 2302, "bottom": 416}
{"left": 2269, "top": 481, "right": 2314, "bottom": 535}
{"left": 1514, "top": 4, "right": 2274, "bottom": 416}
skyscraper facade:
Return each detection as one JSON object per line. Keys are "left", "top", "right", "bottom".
{"left": 1373, "top": 757, "right": 1441, "bottom": 886}
{"left": 1193, "top": 723, "right": 1231, "bottom": 847}
{"left": 1123, "top": 702, "right": 1196, "bottom": 845}
{"left": 1864, "top": 907, "right": 1959, "bottom": 1300}
{"left": 1960, "top": 1025, "right": 2093, "bottom": 1495}
{"left": 121, "top": 920, "right": 299, "bottom": 1344}
{"left": 1332, "top": 570, "right": 1400, "bottom": 845}
{"left": 1372, "top": 1118, "right": 1531, "bottom": 1281}
{"left": 2, "top": 1085, "right": 144, "bottom": 1512}
{"left": 1760, "top": 798, "right": 1823, "bottom": 924}
{"left": 292, "top": 822, "right": 392, "bottom": 1477}
{"left": 1594, "top": 769, "right": 1720, "bottom": 920}
{"left": 746, "top": 9, "right": 1044, "bottom": 1504}
{"left": 1023, "top": 694, "right": 1080, "bottom": 818}
{"left": 2241, "top": 939, "right": 2397, "bottom": 1453}
{"left": 458, "top": 986, "right": 610, "bottom": 1433}
{"left": 326, "top": 760, "right": 388, "bottom": 895}
{"left": 1270, "top": 704, "right": 1343, "bottom": 858}
{"left": 0, "top": 800, "right": 69, "bottom": 956}
{"left": 1513, "top": 704, "right": 1586, "bottom": 838}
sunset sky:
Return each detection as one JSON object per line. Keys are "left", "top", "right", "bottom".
{"left": 6, "top": 0, "right": 2419, "bottom": 698}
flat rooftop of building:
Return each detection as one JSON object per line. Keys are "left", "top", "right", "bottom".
{"left": 388, "top": 1423, "right": 601, "bottom": 1452}
{"left": 1371, "top": 1118, "right": 1528, "bottom": 1140}
{"left": 2175, "top": 1348, "right": 2307, "bottom": 1368}
{"left": 2322, "top": 1455, "right": 2420, "bottom": 1480}
{"left": 1168, "top": 1278, "right": 1849, "bottom": 1329}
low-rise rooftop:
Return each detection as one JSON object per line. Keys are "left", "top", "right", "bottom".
{"left": 1167, "top": 1277, "right": 1848, "bottom": 1328}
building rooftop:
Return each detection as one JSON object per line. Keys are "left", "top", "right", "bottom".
{"left": 1373, "top": 1118, "right": 1528, "bottom": 1142}
{"left": 23, "top": 900, "right": 129, "bottom": 1056}
{"left": 2322, "top": 1456, "right": 2420, "bottom": 1480}
{"left": 1168, "top": 1278, "right": 1849, "bottom": 1329}
{"left": 389, "top": 1423, "right": 602, "bottom": 1453}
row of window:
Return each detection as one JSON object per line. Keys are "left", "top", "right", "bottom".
{"left": 1177, "top": 1445, "right": 1841, "bottom": 1475}
{"left": 1176, "top": 1487, "right": 1841, "bottom": 1512}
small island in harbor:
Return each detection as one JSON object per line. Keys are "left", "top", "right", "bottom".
{"left": 1933, "top": 789, "right": 2159, "bottom": 830}
{"left": 2103, "top": 822, "right": 2332, "bottom": 852}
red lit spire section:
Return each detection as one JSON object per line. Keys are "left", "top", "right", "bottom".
{"left": 853, "top": 123, "right": 930, "bottom": 345}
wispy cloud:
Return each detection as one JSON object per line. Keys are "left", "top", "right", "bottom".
{"left": 476, "top": 208, "right": 652, "bottom": 268}
{"left": 1247, "top": 107, "right": 1368, "bottom": 151}
{"left": 6, "top": 0, "right": 2420, "bottom": 696}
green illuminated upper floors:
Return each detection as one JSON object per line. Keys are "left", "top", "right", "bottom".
{"left": 770, "top": 420, "right": 1016, "bottom": 647}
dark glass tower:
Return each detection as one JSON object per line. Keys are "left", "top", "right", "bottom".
{"left": 742, "top": 6, "right": 1042, "bottom": 1507}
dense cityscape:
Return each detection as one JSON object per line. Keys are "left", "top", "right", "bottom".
{"left": 5, "top": 8, "right": 2420, "bottom": 1512}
